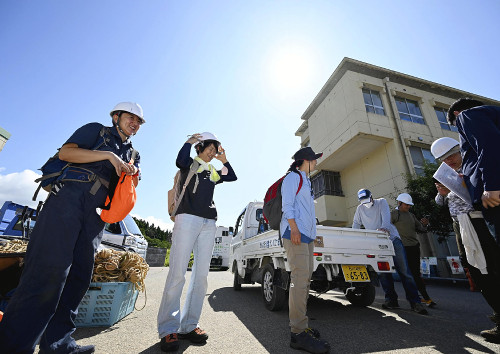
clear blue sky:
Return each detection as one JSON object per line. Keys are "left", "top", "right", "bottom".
{"left": 1, "top": 1, "right": 500, "bottom": 230}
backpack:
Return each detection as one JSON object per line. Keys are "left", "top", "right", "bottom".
{"left": 100, "top": 150, "right": 138, "bottom": 223}
{"left": 263, "top": 171, "right": 303, "bottom": 230}
{"left": 32, "top": 126, "right": 111, "bottom": 201}
{"left": 167, "top": 160, "right": 201, "bottom": 222}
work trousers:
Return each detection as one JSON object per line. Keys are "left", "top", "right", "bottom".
{"left": 157, "top": 214, "right": 216, "bottom": 338}
{"left": 378, "top": 238, "right": 421, "bottom": 305}
{"left": 461, "top": 214, "right": 500, "bottom": 315}
{"left": 0, "top": 181, "right": 106, "bottom": 354}
{"left": 482, "top": 205, "right": 500, "bottom": 247}
{"left": 283, "top": 238, "right": 314, "bottom": 334}
{"left": 404, "top": 244, "right": 431, "bottom": 301}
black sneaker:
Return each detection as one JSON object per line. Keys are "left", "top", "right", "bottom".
{"left": 290, "top": 331, "right": 329, "bottom": 353}
{"left": 480, "top": 326, "right": 500, "bottom": 343}
{"left": 304, "top": 328, "right": 331, "bottom": 348}
{"left": 160, "top": 333, "right": 179, "bottom": 352}
{"left": 178, "top": 327, "right": 208, "bottom": 343}
{"left": 70, "top": 345, "right": 95, "bottom": 354}
{"left": 305, "top": 327, "right": 321, "bottom": 339}
{"left": 411, "top": 302, "right": 428, "bottom": 315}
{"left": 382, "top": 300, "right": 400, "bottom": 309}
{"left": 481, "top": 316, "right": 500, "bottom": 344}
{"left": 421, "top": 299, "right": 437, "bottom": 308}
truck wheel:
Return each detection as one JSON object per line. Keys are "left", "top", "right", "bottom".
{"left": 345, "top": 284, "right": 376, "bottom": 307}
{"left": 261, "top": 264, "right": 286, "bottom": 311}
{"left": 233, "top": 270, "right": 242, "bottom": 291}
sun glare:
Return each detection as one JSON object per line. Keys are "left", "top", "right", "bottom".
{"left": 267, "top": 44, "right": 315, "bottom": 97}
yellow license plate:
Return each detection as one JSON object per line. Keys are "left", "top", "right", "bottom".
{"left": 342, "top": 265, "right": 370, "bottom": 282}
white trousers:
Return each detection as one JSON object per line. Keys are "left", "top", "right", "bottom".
{"left": 157, "top": 213, "right": 216, "bottom": 338}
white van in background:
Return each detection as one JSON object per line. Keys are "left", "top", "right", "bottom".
{"left": 100, "top": 214, "right": 148, "bottom": 259}
{"left": 211, "top": 226, "right": 232, "bottom": 270}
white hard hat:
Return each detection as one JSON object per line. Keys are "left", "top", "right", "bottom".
{"left": 110, "top": 102, "right": 145, "bottom": 124}
{"left": 430, "top": 137, "right": 459, "bottom": 160}
{"left": 396, "top": 193, "right": 413, "bottom": 206}
{"left": 194, "top": 132, "right": 220, "bottom": 147}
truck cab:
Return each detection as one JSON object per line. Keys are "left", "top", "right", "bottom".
{"left": 101, "top": 214, "right": 148, "bottom": 259}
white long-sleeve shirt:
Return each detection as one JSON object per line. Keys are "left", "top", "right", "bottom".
{"left": 352, "top": 198, "right": 400, "bottom": 241}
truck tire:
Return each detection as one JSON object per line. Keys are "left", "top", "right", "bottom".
{"left": 233, "top": 270, "right": 242, "bottom": 291}
{"left": 345, "top": 284, "right": 376, "bottom": 307}
{"left": 261, "top": 264, "right": 286, "bottom": 311}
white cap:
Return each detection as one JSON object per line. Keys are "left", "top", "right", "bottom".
{"left": 396, "top": 193, "right": 413, "bottom": 206}
{"left": 194, "top": 132, "right": 220, "bottom": 147}
{"left": 430, "top": 137, "right": 459, "bottom": 160}
{"left": 110, "top": 102, "right": 145, "bottom": 124}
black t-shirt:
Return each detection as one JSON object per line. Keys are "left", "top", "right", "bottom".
{"left": 175, "top": 143, "right": 237, "bottom": 220}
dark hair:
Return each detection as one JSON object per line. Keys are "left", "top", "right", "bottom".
{"left": 447, "top": 97, "right": 484, "bottom": 125}
{"left": 288, "top": 160, "right": 304, "bottom": 172}
{"left": 195, "top": 140, "right": 220, "bottom": 155}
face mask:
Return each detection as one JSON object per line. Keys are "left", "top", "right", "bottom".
{"left": 363, "top": 201, "right": 374, "bottom": 209}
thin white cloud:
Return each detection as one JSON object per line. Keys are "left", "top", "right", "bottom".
{"left": 131, "top": 213, "right": 174, "bottom": 232}
{"left": 0, "top": 167, "right": 6, "bottom": 172}
{"left": 0, "top": 169, "right": 48, "bottom": 208}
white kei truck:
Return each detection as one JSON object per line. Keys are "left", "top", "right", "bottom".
{"left": 210, "top": 226, "right": 231, "bottom": 270}
{"left": 229, "top": 202, "right": 396, "bottom": 311}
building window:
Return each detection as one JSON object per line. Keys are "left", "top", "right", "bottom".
{"left": 362, "top": 88, "right": 385, "bottom": 115}
{"left": 311, "top": 171, "right": 343, "bottom": 199}
{"left": 409, "top": 146, "right": 436, "bottom": 175}
{"left": 435, "top": 107, "right": 458, "bottom": 132}
{"left": 395, "top": 97, "right": 425, "bottom": 125}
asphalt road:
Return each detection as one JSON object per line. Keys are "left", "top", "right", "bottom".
{"left": 39, "top": 267, "right": 500, "bottom": 354}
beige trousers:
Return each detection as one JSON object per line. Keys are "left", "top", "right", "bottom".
{"left": 283, "top": 238, "right": 315, "bottom": 334}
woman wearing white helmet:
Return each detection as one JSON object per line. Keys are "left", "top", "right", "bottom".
{"left": 157, "top": 132, "right": 237, "bottom": 352}
{"left": 431, "top": 137, "right": 500, "bottom": 343}
{"left": 0, "top": 102, "right": 144, "bottom": 353}
{"left": 391, "top": 193, "right": 435, "bottom": 307}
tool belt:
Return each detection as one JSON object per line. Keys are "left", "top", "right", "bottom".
{"left": 56, "top": 166, "right": 110, "bottom": 196}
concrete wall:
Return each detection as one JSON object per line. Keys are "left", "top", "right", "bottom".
{"left": 145, "top": 247, "right": 167, "bottom": 267}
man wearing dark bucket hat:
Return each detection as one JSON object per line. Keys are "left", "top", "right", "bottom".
{"left": 280, "top": 147, "right": 330, "bottom": 354}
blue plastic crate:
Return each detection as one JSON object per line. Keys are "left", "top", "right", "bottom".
{"left": 75, "top": 282, "right": 138, "bottom": 327}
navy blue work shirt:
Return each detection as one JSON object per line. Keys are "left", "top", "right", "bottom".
{"left": 63, "top": 122, "right": 141, "bottom": 183}
{"left": 175, "top": 143, "right": 237, "bottom": 220}
{"left": 456, "top": 105, "right": 500, "bottom": 205}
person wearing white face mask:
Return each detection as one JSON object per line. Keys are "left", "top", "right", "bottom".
{"left": 352, "top": 189, "right": 428, "bottom": 314}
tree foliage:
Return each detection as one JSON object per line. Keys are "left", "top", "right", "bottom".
{"left": 133, "top": 216, "right": 172, "bottom": 248}
{"left": 404, "top": 162, "right": 453, "bottom": 239}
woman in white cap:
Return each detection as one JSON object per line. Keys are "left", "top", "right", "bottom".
{"left": 157, "top": 133, "right": 237, "bottom": 352}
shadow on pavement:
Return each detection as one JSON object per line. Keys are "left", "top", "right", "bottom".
{"left": 208, "top": 284, "right": 497, "bottom": 354}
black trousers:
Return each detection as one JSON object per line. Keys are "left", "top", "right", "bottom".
{"left": 461, "top": 215, "right": 500, "bottom": 315}
{"left": 404, "top": 244, "right": 431, "bottom": 300}
{"left": 482, "top": 205, "right": 500, "bottom": 247}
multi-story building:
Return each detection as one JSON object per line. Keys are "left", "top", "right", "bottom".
{"left": 0, "top": 127, "right": 11, "bottom": 153}
{"left": 296, "top": 57, "right": 500, "bottom": 275}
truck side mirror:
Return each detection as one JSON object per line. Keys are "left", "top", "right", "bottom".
{"left": 229, "top": 227, "right": 234, "bottom": 233}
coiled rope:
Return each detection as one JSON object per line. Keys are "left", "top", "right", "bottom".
{"left": 0, "top": 240, "right": 28, "bottom": 254}
{"left": 92, "top": 249, "right": 149, "bottom": 310}
{"left": 92, "top": 249, "right": 149, "bottom": 291}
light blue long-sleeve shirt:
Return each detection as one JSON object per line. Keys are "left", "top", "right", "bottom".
{"left": 280, "top": 170, "right": 316, "bottom": 242}
{"left": 352, "top": 198, "right": 400, "bottom": 241}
